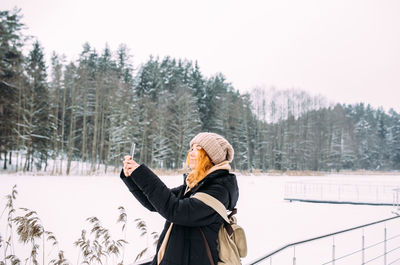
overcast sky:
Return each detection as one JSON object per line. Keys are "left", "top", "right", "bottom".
{"left": 2, "top": 0, "right": 400, "bottom": 111}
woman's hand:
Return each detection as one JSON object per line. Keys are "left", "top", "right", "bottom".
{"left": 123, "top": 156, "right": 140, "bottom": 177}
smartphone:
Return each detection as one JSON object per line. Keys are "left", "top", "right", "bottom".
{"left": 130, "top": 142, "right": 136, "bottom": 159}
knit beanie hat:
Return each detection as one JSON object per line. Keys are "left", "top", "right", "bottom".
{"left": 190, "top": 132, "right": 234, "bottom": 164}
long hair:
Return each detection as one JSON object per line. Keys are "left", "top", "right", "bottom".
{"left": 185, "top": 148, "right": 213, "bottom": 189}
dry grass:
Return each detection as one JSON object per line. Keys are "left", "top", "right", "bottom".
{"left": 1, "top": 185, "right": 159, "bottom": 265}
{"left": 334, "top": 170, "right": 400, "bottom": 176}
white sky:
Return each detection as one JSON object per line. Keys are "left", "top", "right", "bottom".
{"left": 2, "top": 0, "right": 400, "bottom": 112}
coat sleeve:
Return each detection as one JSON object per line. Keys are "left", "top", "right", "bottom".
{"left": 120, "top": 169, "right": 183, "bottom": 212}
{"left": 120, "top": 169, "right": 156, "bottom": 211}
{"left": 128, "top": 164, "right": 228, "bottom": 227}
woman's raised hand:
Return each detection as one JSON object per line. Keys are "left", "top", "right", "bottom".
{"left": 123, "top": 156, "right": 140, "bottom": 177}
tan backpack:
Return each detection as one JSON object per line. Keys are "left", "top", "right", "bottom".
{"left": 193, "top": 192, "right": 247, "bottom": 265}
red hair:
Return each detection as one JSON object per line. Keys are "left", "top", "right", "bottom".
{"left": 185, "top": 148, "right": 213, "bottom": 189}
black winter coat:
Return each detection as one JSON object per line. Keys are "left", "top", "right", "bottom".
{"left": 120, "top": 164, "right": 239, "bottom": 265}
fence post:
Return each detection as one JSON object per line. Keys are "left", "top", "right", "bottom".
{"left": 332, "top": 236, "right": 335, "bottom": 265}
{"left": 293, "top": 246, "right": 296, "bottom": 265}
{"left": 361, "top": 229, "right": 365, "bottom": 265}
{"left": 384, "top": 225, "right": 387, "bottom": 265}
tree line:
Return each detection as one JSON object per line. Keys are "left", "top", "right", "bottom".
{"left": 1, "top": 9, "right": 400, "bottom": 174}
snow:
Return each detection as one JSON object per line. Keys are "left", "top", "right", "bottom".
{"left": 0, "top": 173, "right": 399, "bottom": 265}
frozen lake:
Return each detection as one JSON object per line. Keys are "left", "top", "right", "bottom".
{"left": 0, "top": 172, "right": 399, "bottom": 264}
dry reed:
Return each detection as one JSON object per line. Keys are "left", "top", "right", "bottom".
{"left": 1, "top": 185, "right": 159, "bottom": 265}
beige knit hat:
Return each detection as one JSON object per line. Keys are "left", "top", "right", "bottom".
{"left": 190, "top": 132, "right": 234, "bottom": 164}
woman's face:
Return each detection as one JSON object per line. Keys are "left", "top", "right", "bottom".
{"left": 189, "top": 144, "right": 202, "bottom": 170}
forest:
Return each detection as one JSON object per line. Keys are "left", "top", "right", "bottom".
{"left": 1, "top": 8, "right": 400, "bottom": 174}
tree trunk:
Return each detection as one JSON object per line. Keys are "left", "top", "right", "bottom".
{"left": 15, "top": 78, "right": 23, "bottom": 172}
{"left": 139, "top": 127, "right": 146, "bottom": 164}
{"left": 60, "top": 78, "right": 68, "bottom": 174}
{"left": 24, "top": 91, "right": 35, "bottom": 172}
{"left": 91, "top": 83, "right": 100, "bottom": 173}
{"left": 51, "top": 74, "right": 60, "bottom": 175}
{"left": 149, "top": 138, "right": 154, "bottom": 169}
{"left": 98, "top": 103, "right": 106, "bottom": 170}
{"left": 43, "top": 102, "right": 51, "bottom": 172}
{"left": 66, "top": 83, "right": 76, "bottom": 176}
{"left": 244, "top": 107, "right": 252, "bottom": 172}
{"left": 3, "top": 150, "right": 7, "bottom": 169}
{"left": 104, "top": 113, "right": 113, "bottom": 174}
{"left": 81, "top": 84, "right": 88, "bottom": 174}
{"left": 115, "top": 113, "right": 124, "bottom": 169}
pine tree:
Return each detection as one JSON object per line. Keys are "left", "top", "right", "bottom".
{"left": 89, "top": 48, "right": 102, "bottom": 172}
{"left": 351, "top": 104, "right": 379, "bottom": 169}
{"left": 339, "top": 105, "right": 357, "bottom": 170}
{"left": 2, "top": 11, "right": 400, "bottom": 174}
{"left": 203, "top": 74, "right": 229, "bottom": 133}
{"left": 167, "top": 85, "right": 201, "bottom": 169}
{"left": 240, "top": 94, "right": 255, "bottom": 171}
{"left": 97, "top": 46, "right": 117, "bottom": 171}
{"left": 222, "top": 90, "right": 241, "bottom": 170}
{"left": 189, "top": 61, "right": 207, "bottom": 129}
{"left": 108, "top": 44, "right": 136, "bottom": 171}
{"left": 64, "top": 62, "right": 78, "bottom": 175}
{"left": 376, "top": 108, "right": 390, "bottom": 169}
{"left": 327, "top": 104, "right": 345, "bottom": 172}
{"left": 388, "top": 109, "right": 400, "bottom": 169}
{"left": 74, "top": 43, "right": 91, "bottom": 173}
{"left": 24, "top": 41, "right": 50, "bottom": 171}
{"left": 0, "top": 9, "right": 25, "bottom": 169}
{"left": 151, "top": 89, "right": 172, "bottom": 168}
{"left": 49, "top": 52, "right": 64, "bottom": 174}
{"left": 135, "top": 57, "right": 161, "bottom": 166}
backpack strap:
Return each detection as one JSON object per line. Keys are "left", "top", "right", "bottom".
{"left": 193, "top": 192, "right": 235, "bottom": 236}
{"left": 199, "top": 228, "right": 216, "bottom": 265}
{"left": 192, "top": 192, "right": 230, "bottom": 222}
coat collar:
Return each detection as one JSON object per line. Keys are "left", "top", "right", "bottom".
{"left": 183, "top": 168, "right": 230, "bottom": 197}
{"left": 204, "top": 161, "right": 231, "bottom": 176}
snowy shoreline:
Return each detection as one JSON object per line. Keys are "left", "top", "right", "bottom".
{"left": 1, "top": 169, "right": 400, "bottom": 177}
{"left": 0, "top": 173, "right": 399, "bottom": 265}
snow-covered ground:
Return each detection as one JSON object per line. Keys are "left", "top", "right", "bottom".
{"left": 0, "top": 172, "right": 399, "bottom": 265}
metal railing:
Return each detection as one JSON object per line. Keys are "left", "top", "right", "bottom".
{"left": 284, "top": 182, "right": 399, "bottom": 205}
{"left": 394, "top": 188, "right": 400, "bottom": 213}
{"left": 247, "top": 215, "right": 400, "bottom": 265}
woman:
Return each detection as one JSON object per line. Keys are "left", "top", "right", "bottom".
{"left": 121, "top": 132, "right": 239, "bottom": 265}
